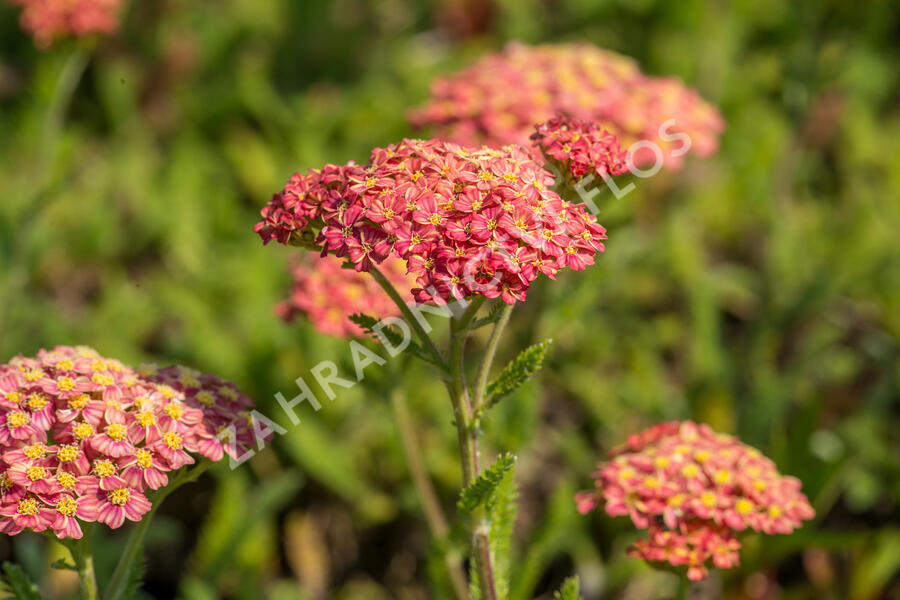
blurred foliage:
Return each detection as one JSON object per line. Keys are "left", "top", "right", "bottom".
{"left": 1, "top": 0, "right": 899, "bottom": 598}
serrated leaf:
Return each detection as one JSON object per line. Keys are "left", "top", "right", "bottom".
{"left": 457, "top": 453, "right": 516, "bottom": 514}
{"left": 0, "top": 562, "right": 41, "bottom": 600}
{"left": 488, "top": 464, "right": 518, "bottom": 600}
{"left": 481, "top": 340, "right": 552, "bottom": 416}
{"left": 469, "top": 301, "right": 507, "bottom": 330}
{"left": 348, "top": 313, "right": 438, "bottom": 366}
{"left": 554, "top": 576, "right": 582, "bottom": 600}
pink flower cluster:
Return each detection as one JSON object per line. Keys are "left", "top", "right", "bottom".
{"left": 277, "top": 253, "right": 416, "bottom": 339}
{"left": 531, "top": 116, "right": 629, "bottom": 180}
{"left": 7, "top": 0, "right": 124, "bottom": 48}
{"left": 255, "top": 138, "right": 613, "bottom": 305}
{"left": 409, "top": 42, "right": 724, "bottom": 169}
{"left": 576, "top": 421, "right": 815, "bottom": 580}
{"left": 0, "top": 346, "right": 258, "bottom": 539}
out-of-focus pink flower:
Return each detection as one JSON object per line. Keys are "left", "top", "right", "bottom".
{"left": 0, "top": 346, "right": 260, "bottom": 540}
{"left": 276, "top": 253, "right": 416, "bottom": 339}
{"left": 7, "top": 0, "right": 125, "bottom": 49}
{"left": 576, "top": 421, "right": 815, "bottom": 580}
{"left": 531, "top": 116, "right": 629, "bottom": 180}
{"left": 409, "top": 42, "right": 724, "bottom": 170}
{"left": 255, "top": 138, "right": 617, "bottom": 305}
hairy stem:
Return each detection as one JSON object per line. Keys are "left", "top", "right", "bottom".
{"left": 104, "top": 461, "right": 211, "bottom": 600}
{"left": 449, "top": 316, "right": 498, "bottom": 600}
{"left": 68, "top": 524, "right": 99, "bottom": 600}
{"left": 369, "top": 265, "right": 447, "bottom": 369}
{"left": 391, "top": 390, "right": 468, "bottom": 600}
{"left": 471, "top": 303, "right": 514, "bottom": 420}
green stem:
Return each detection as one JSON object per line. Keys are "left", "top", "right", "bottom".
{"left": 370, "top": 265, "right": 447, "bottom": 369}
{"left": 103, "top": 461, "right": 211, "bottom": 600}
{"left": 69, "top": 525, "right": 99, "bottom": 600}
{"left": 471, "top": 303, "right": 514, "bottom": 423}
{"left": 448, "top": 316, "right": 498, "bottom": 600}
{"left": 391, "top": 390, "right": 468, "bottom": 600}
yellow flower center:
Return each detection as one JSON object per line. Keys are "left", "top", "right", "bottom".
{"left": 26, "top": 394, "right": 48, "bottom": 411}
{"left": 68, "top": 394, "right": 90, "bottom": 410}
{"left": 17, "top": 498, "right": 40, "bottom": 516}
{"left": 619, "top": 467, "right": 635, "bottom": 480}
{"left": 106, "top": 423, "right": 127, "bottom": 441}
{"left": 701, "top": 492, "right": 717, "bottom": 508}
{"left": 91, "top": 373, "right": 114, "bottom": 387}
{"left": 6, "top": 391, "right": 23, "bottom": 404}
{"left": 179, "top": 374, "right": 200, "bottom": 388}
{"left": 163, "top": 432, "right": 183, "bottom": 450}
{"left": 23, "top": 369, "right": 44, "bottom": 382}
{"left": 91, "top": 360, "right": 107, "bottom": 372}
{"left": 93, "top": 460, "right": 116, "bottom": 478}
{"left": 735, "top": 499, "right": 754, "bottom": 515}
{"left": 654, "top": 457, "right": 671, "bottom": 469}
{"left": 56, "top": 359, "right": 74, "bottom": 371}
{"left": 24, "top": 443, "right": 46, "bottom": 460}
{"left": 694, "top": 450, "right": 710, "bottom": 463}
{"left": 7, "top": 411, "right": 30, "bottom": 428}
{"left": 56, "top": 376, "right": 76, "bottom": 392}
{"left": 158, "top": 385, "right": 176, "bottom": 399}
{"left": 195, "top": 391, "right": 215, "bottom": 407}
{"left": 681, "top": 463, "right": 700, "bottom": 477}
{"left": 667, "top": 494, "right": 685, "bottom": 507}
{"left": 26, "top": 466, "right": 46, "bottom": 481}
{"left": 56, "top": 496, "right": 77, "bottom": 516}
{"left": 163, "top": 403, "right": 184, "bottom": 420}
{"left": 73, "top": 422, "right": 94, "bottom": 440}
{"left": 478, "top": 170, "right": 494, "bottom": 181}
{"left": 135, "top": 449, "right": 153, "bottom": 469}
{"left": 768, "top": 505, "right": 782, "bottom": 519}
{"left": 643, "top": 476, "right": 660, "bottom": 489}
{"left": 218, "top": 386, "right": 237, "bottom": 401}
{"left": 57, "top": 472, "right": 76, "bottom": 490}
{"left": 715, "top": 470, "right": 732, "bottom": 485}
{"left": 136, "top": 411, "right": 156, "bottom": 427}
{"left": 57, "top": 445, "right": 79, "bottom": 462}
{"left": 107, "top": 487, "right": 130, "bottom": 506}
{"left": 0, "top": 472, "right": 12, "bottom": 490}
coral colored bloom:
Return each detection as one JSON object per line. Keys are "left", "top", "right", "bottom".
{"left": 276, "top": 253, "right": 416, "bottom": 339}
{"left": 0, "top": 346, "right": 260, "bottom": 539}
{"left": 6, "top": 0, "right": 125, "bottom": 49}
{"left": 409, "top": 42, "right": 724, "bottom": 169}
{"left": 256, "top": 138, "right": 614, "bottom": 304}
{"left": 531, "top": 116, "right": 629, "bottom": 180}
{"left": 576, "top": 421, "right": 814, "bottom": 580}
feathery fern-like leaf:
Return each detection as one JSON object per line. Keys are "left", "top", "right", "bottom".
{"left": 554, "top": 576, "right": 582, "bottom": 600}
{"left": 457, "top": 453, "right": 517, "bottom": 514}
{"left": 481, "top": 339, "right": 552, "bottom": 416}
{"left": 0, "top": 562, "right": 41, "bottom": 600}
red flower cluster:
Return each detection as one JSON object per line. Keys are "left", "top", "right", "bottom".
{"left": 531, "top": 116, "right": 629, "bottom": 180}
{"left": 409, "top": 42, "right": 724, "bottom": 169}
{"left": 576, "top": 421, "right": 815, "bottom": 580}
{"left": 0, "top": 346, "right": 258, "bottom": 539}
{"left": 7, "top": 0, "right": 124, "bottom": 48}
{"left": 255, "top": 138, "right": 611, "bottom": 305}
{"left": 277, "top": 253, "right": 416, "bottom": 339}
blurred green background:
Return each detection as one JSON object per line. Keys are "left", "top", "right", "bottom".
{"left": 1, "top": 0, "right": 899, "bottom": 598}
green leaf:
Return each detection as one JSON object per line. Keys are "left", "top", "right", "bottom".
{"left": 483, "top": 339, "right": 552, "bottom": 412}
{"left": 457, "top": 453, "right": 517, "bottom": 514}
{"left": 122, "top": 552, "right": 147, "bottom": 600}
{"left": 488, "top": 463, "right": 518, "bottom": 600}
{"left": 348, "top": 313, "right": 437, "bottom": 366}
{"left": 0, "top": 562, "right": 41, "bottom": 600}
{"left": 554, "top": 576, "right": 582, "bottom": 600}
{"left": 469, "top": 301, "right": 507, "bottom": 329}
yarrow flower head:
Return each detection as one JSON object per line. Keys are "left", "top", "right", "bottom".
{"left": 277, "top": 253, "right": 416, "bottom": 339}
{"left": 0, "top": 346, "right": 260, "bottom": 539}
{"left": 575, "top": 421, "right": 815, "bottom": 581}
{"left": 409, "top": 42, "right": 724, "bottom": 169}
{"left": 6, "top": 0, "right": 125, "bottom": 49}
{"left": 531, "top": 116, "right": 629, "bottom": 180}
{"left": 255, "top": 138, "right": 613, "bottom": 305}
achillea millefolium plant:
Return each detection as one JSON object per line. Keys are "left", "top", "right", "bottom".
{"left": 253, "top": 41, "right": 813, "bottom": 599}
